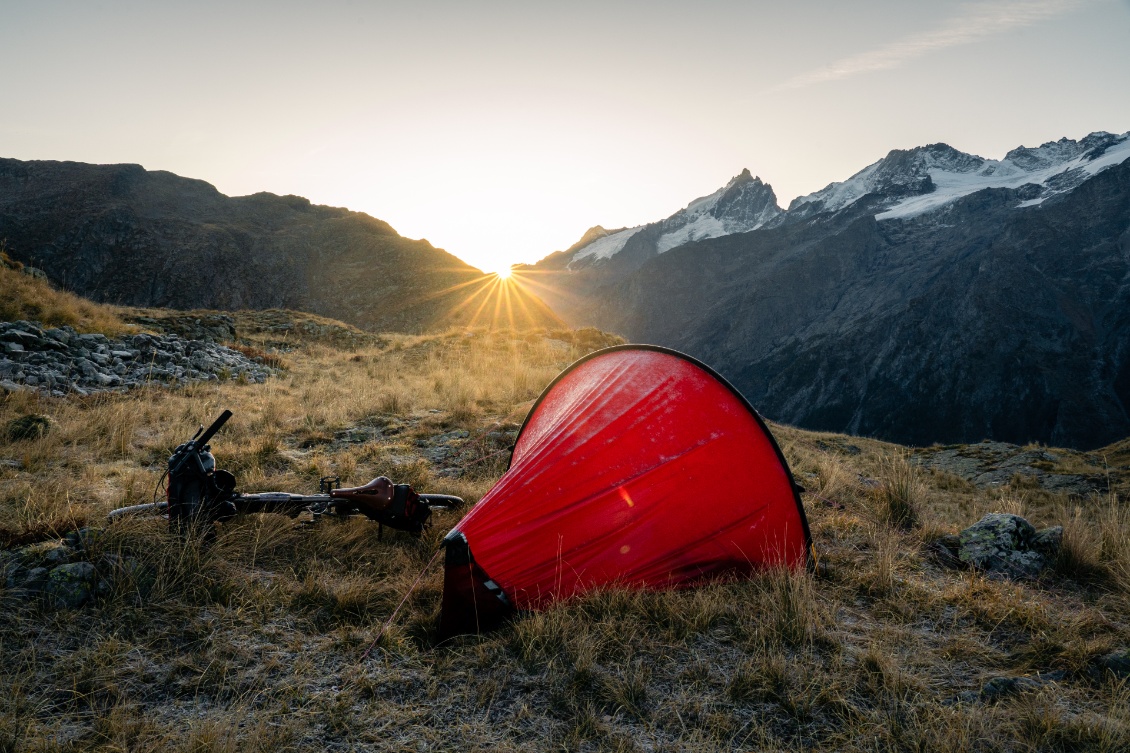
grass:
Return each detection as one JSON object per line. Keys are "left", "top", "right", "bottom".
{"left": 0, "top": 252, "right": 133, "bottom": 335}
{"left": 1, "top": 309, "right": 1130, "bottom": 750}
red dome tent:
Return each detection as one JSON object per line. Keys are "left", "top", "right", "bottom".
{"left": 439, "top": 345, "right": 811, "bottom": 637}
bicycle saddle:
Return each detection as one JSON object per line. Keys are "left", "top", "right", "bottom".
{"left": 330, "top": 476, "right": 394, "bottom": 506}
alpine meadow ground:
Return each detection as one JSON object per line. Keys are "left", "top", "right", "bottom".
{"left": 1, "top": 310, "right": 1129, "bottom": 752}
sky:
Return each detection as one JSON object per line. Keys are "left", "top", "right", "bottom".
{"left": 3, "top": 0, "right": 1129, "bottom": 273}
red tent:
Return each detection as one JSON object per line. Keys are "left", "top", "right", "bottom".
{"left": 439, "top": 345, "right": 810, "bottom": 637}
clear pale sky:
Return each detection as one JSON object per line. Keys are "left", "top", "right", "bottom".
{"left": 3, "top": 0, "right": 1129, "bottom": 273}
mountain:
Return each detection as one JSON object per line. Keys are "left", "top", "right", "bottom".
{"left": 523, "top": 169, "right": 781, "bottom": 323}
{"left": 0, "top": 159, "right": 560, "bottom": 333}
{"left": 785, "top": 131, "right": 1130, "bottom": 222}
{"left": 531, "top": 132, "right": 1130, "bottom": 450}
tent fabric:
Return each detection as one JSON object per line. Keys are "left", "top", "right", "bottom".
{"left": 439, "top": 345, "right": 811, "bottom": 636}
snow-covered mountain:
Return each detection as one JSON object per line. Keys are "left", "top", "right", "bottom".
{"left": 788, "top": 131, "right": 1130, "bottom": 221}
{"left": 531, "top": 129, "right": 1130, "bottom": 450}
{"left": 567, "top": 168, "right": 781, "bottom": 269}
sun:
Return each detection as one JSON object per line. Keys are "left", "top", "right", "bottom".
{"left": 493, "top": 265, "right": 513, "bottom": 280}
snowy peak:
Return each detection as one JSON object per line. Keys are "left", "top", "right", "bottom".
{"left": 789, "top": 131, "right": 1130, "bottom": 222}
{"left": 567, "top": 169, "right": 781, "bottom": 268}
{"left": 787, "top": 143, "right": 983, "bottom": 218}
{"left": 654, "top": 169, "right": 781, "bottom": 254}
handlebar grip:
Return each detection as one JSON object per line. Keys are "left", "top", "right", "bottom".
{"left": 418, "top": 494, "right": 465, "bottom": 509}
{"left": 197, "top": 410, "right": 232, "bottom": 447}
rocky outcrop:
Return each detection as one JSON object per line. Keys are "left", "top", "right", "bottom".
{"left": 1, "top": 528, "right": 146, "bottom": 608}
{"left": 912, "top": 441, "right": 1108, "bottom": 496}
{"left": 941, "top": 513, "right": 1063, "bottom": 579}
{"left": 0, "top": 320, "right": 273, "bottom": 396}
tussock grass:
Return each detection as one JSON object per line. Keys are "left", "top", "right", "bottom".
{"left": 871, "top": 452, "right": 926, "bottom": 529}
{"left": 2, "top": 312, "right": 1130, "bottom": 750}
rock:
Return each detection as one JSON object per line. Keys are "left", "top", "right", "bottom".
{"left": 45, "top": 328, "right": 72, "bottom": 345}
{"left": 957, "top": 513, "right": 1051, "bottom": 579}
{"left": 20, "top": 566, "right": 50, "bottom": 592}
{"left": 930, "top": 533, "right": 963, "bottom": 569}
{"left": 15, "top": 540, "right": 70, "bottom": 566}
{"left": 45, "top": 562, "right": 97, "bottom": 608}
{"left": 980, "top": 675, "right": 1044, "bottom": 700}
{"left": 1099, "top": 649, "right": 1130, "bottom": 679}
{"left": 0, "top": 321, "right": 275, "bottom": 396}
{"left": 65, "top": 527, "right": 102, "bottom": 550}
{"left": 913, "top": 443, "right": 1106, "bottom": 496}
{"left": 1031, "top": 526, "right": 1063, "bottom": 558}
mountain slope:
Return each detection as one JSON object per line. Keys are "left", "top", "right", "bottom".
{"left": 524, "top": 169, "right": 781, "bottom": 323}
{"left": 535, "top": 132, "right": 1130, "bottom": 450}
{"left": 0, "top": 159, "right": 560, "bottom": 333}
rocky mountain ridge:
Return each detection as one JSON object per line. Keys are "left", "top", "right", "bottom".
{"left": 531, "top": 131, "right": 1130, "bottom": 450}
{"left": 0, "top": 159, "right": 560, "bottom": 333}
{"left": 787, "top": 131, "right": 1130, "bottom": 222}
{"left": 527, "top": 168, "right": 782, "bottom": 323}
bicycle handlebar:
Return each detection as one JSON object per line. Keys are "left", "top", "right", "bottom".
{"left": 197, "top": 410, "right": 232, "bottom": 447}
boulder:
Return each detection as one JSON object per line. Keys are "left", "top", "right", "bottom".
{"left": 957, "top": 513, "right": 1060, "bottom": 579}
{"left": 45, "top": 562, "right": 97, "bottom": 608}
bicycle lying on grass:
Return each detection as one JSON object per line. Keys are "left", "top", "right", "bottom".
{"left": 109, "top": 410, "right": 463, "bottom": 537}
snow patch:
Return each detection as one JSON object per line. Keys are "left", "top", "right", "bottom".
{"left": 570, "top": 226, "right": 642, "bottom": 265}
{"left": 656, "top": 214, "right": 728, "bottom": 253}
{"left": 877, "top": 135, "right": 1130, "bottom": 220}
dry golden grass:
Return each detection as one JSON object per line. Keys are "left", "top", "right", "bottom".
{"left": 1, "top": 314, "right": 1129, "bottom": 751}
{"left": 0, "top": 254, "right": 133, "bottom": 335}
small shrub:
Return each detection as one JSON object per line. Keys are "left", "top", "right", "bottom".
{"left": 4, "top": 414, "right": 52, "bottom": 442}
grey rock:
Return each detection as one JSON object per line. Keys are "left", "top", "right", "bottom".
{"left": 1031, "top": 526, "right": 1063, "bottom": 558}
{"left": 1099, "top": 649, "right": 1130, "bottom": 678}
{"left": 15, "top": 540, "right": 68, "bottom": 566}
{"left": 930, "top": 533, "right": 963, "bottom": 569}
{"left": 957, "top": 513, "right": 1051, "bottom": 579}
{"left": 423, "top": 446, "right": 453, "bottom": 463}
{"left": 45, "top": 562, "right": 97, "bottom": 608}
{"left": 65, "top": 527, "right": 101, "bottom": 550}
{"left": 21, "top": 566, "right": 50, "bottom": 592}
{"left": 45, "top": 328, "right": 72, "bottom": 345}
{"left": 42, "top": 544, "right": 71, "bottom": 565}
{"left": 0, "top": 321, "right": 275, "bottom": 396}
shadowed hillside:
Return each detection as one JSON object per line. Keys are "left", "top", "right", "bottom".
{"left": 0, "top": 159, "right": 561, "bottom": 333}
